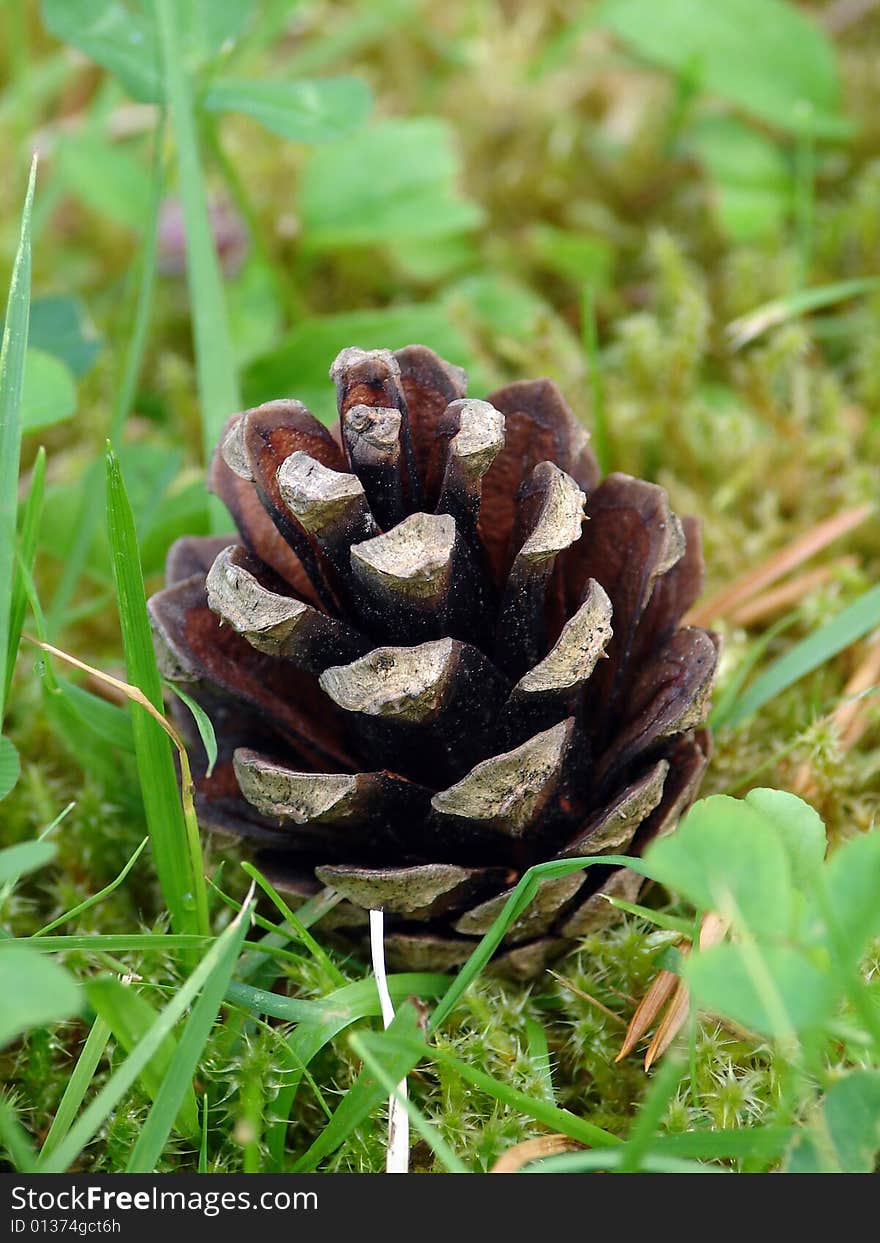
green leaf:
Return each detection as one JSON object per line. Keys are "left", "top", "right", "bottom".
{"left": 57, "top": 134, "right": 153, "bottom": 231}
{"left": 644, "top": 794, "right": 793, "bottom": 938}
{"left": 20, "top": 349, "right": 77, "bottom": 432}
{"left": 0, "top": 944, "right": 81, "bottom": 1049}
{"left": 86, "top": 976, "right": 199, "bottom": 1138}
{"left": 0, "top": 159, "right": 36, "bottom": 722}
{"left": 786, "top": 1072, "right": 880, "bottom": 1173}
{"left": 125, "top": 895, "right": 250, "bottom": 1171}
{"left": 685, "top": 116, "right": 790, "bottom": 241}
{"left": 243, "top": 303, "right": 476, "bottom": 423}
{"left": 176, "top": 0, "right": 255, "bottom": 65}
{"left": 203, "top": 76, "right": 372, "bottom": 143}
{"left": 299, "top": 118, "right": 484, "bottom": 249}
{"left": 0, "top": 839, "right": 56, "bottom": 887}
{"left": 40, "top": 0, "right": 163, "bottom": 104}
{"left": 685, "top": 942, "right": 836, "bottom": 1038}
{"left": 724, "top": 584, "right": 880, "bottom": 728}
{"left": 55, "top": 677, "right": 135, "bottom": 754}
{"left": 813, "top": 832, "right": 880, "bottom": 971}
{"left": 527, "top": 224, "right": 615, "bottom": 289}
{"left": 743, "top": 788, "right": 826, "bottom": 890}
{"left": 0, "top": 736, "right": 21, "bottom": 801}
{"left": 28, "top": 297, "right": 101, "bottom": 377}
{"left": 596, "top": 0, "right": 847, "bottom": 137}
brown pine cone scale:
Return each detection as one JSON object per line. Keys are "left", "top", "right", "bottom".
{"left": 149, "top": 345, "right": 717, "bottom": 979}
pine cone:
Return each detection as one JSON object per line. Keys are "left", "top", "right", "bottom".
{"left": 149, "top": 346, "right": 718, "bottom": 979}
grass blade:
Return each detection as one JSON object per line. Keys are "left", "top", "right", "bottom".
{"left": 154, "top": 0, "right": 241, "bottom": 525}
{"left": 37, "top": 897, "right": 253, "bottom": 1174}
{"left": 126, "top": 888, "right": 252, "bottom": 1172}
{"left": 40, "top": 1017, "right": 112, "bottom": 1162}
{"left": 349, "top": 1030, "right": 468, "bottom": 1173}
{"left": 32, "top": 837, "right": 148, "bottom": 937}
{"left": 4, "top": 446, "right": 44, "bottom": 708}
{"left": 105, "top": 447, "right": 209, "bottom": 938}
{"left": 0, "top": 156, "right": 37, "bottom": 721}
{"left": 727, "top": 277, "right": 880, "bottom": 349}
{"left": 724, "top": 584, "right": 880, "bottom": 728}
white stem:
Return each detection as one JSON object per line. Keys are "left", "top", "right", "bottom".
{"left": 369, "top": 908, "right": 409, "bottom": 1174}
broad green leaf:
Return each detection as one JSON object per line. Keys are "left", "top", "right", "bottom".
{"left": 644, "top": 794, "right": 793, "bottom": 938}
{"left": 203, "top": 76, "right": 372, "bottom": 143}
{"left": 0, "top": 839, "right": 56, "bottom": 887}
{"left": 20, "top": 349, "right": 76, "bottom": 432}
{"left": 299, "top": 118, "right": 484, "bottom": 249}
{"left": 685, "top": 116, "right": 790, "bottom": 241}
{"left": 527, "top": 224, "right": 615, "bottom": 288}
{"left": 86, "top": 976, "right": 199, "bottom": 1137}
{"left": 813, "top": 832, "right": 880, "bottom": 970}
{"left": 176, "top": 0, "right": 255, "bottom": 65}
{"left": 786, "top": 1072, "right": 880, "bottom": 1173}
{"left": 243, "top": 303, "right": 476, "bottom": 423}
{"left": 685, "top": 942, "right": 836, "bottom": 1037}
{"left": 744, "top": 788, "right": 826, "bottom": 890}
{"left": 57, "top": 134, "right": 153, "bottom": 231}
{"left": 0, "top": 736, "right": 21, "bottom": 801}
{"left": 0, "top": 944, "right": 81, "bottom": 1049}
{"left": 40, "top": 0, "right": 162, "bottom": 103}
{"left": 596, "top": 0, "right": 847, "bottom": 137}
{"left": 0, "top": 298, "right": 101, "bottom": 378}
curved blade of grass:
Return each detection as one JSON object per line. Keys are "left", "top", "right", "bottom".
{"left": 349, "top": 1030, "right": 468, "bottom": 1173}
{"left": 727, "top": 277, "right": 880, "bottom": 349}
{"left": 32, "top": 837, "right": 148, "bottom": 937}
{"left": 430, "top": 853, "right": 650, "bottom": 1030}
{"left": 39, "top": 1016, "right": 111, "bottom": 1162}
{"left": 106, "top": 447, "right": 209, "bottom": 939}
{"left": 155, "top": 0, "right": 240, "bottom": 525}
{"left": 0, "top": 156, "right": 36, "bottom": 722}
{"left": 724, "top": 584, "right": 880, "bottom": 729}
{"left": 87, "top": 975, "right": 199, "bottom": 1139}
{"left": 37, "top": 896, "right": 253, "bottom": 1174}
{"left": 240, "top": 860, "right": 346, "bottom": 987}
{"left": 4, "top": 446, "right": 44, "bottom": 709}
{"left": 126, "top": 888, "right": 252, "bottom": 1172}
{"left": 524, "top": 1149, "right": 712, "bottom": 1174}
{"left": 165, "top": 683, "right": 217, "bottom": 778}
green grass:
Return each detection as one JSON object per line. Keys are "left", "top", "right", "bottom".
{"left": 2, "top": 0, "right": 880, "bottom": 1177}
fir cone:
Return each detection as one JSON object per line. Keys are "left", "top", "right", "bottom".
{"left": 149, "top": 346, "right": 718, "bottom": 979}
